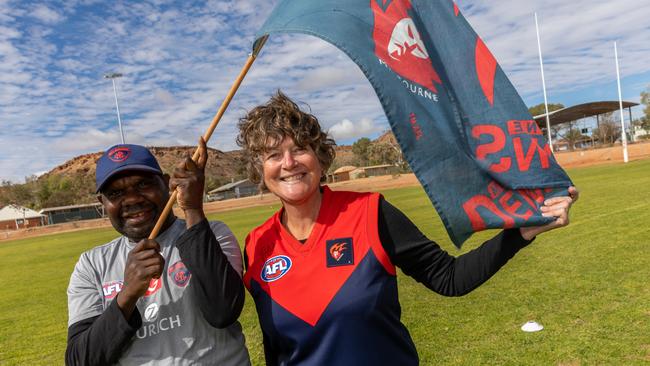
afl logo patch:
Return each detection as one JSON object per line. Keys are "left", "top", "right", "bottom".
{"left": 168, "top": 261, "right": 191, "bottom": 287}
{"left": 102, "top": 281, "right": 123, "bottom": 299}
{"left": 261, "top": 255, "right": 292, "bottom": 282}
{"left": 108, "top": 147, "right": 131, "bottom": 162}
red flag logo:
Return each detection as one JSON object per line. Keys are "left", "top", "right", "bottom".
{"left": 371, "top": 0, "right": 442, "bottom": 92}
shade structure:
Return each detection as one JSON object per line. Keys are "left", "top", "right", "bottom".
{"left": 533, "top": 101, "right": 639, "bottom": 127}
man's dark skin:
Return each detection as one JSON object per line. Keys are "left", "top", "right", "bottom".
{"left": 97, "top": 137, "right": 209, "bottom": 320}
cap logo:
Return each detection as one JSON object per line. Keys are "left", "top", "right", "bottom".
{"left": 108, "top": 147, "right": 131, "bottom": 162}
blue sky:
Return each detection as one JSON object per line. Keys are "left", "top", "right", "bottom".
{"left": 1, "top": 0, "right": 649, "bottom": 183}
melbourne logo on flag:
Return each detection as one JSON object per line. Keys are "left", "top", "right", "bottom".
{"left": 372, "top": 0, "right": 442, "bottom": 94}
{"left": 254, "top": 0, "right": 572, "bottom": 246}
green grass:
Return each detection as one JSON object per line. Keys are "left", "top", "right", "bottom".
{"left": 1, "top": 160, "right": 649, "bottom": 365}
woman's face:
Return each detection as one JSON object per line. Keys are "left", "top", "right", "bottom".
{"left": 261, "top": 136, "right": 323, "bottom": 206}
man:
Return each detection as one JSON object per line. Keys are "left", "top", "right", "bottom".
{"left": 66, "top": 139, "right": 250, "bottom": 365}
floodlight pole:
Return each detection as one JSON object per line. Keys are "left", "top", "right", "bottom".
{"left": 535, "top": 13, "right": 554, "bottom": 153}
{"left": 104, "top": 73, "right": 126, "bottom": 144}
{"left": 614, "top": 42, "right": 628, "bottom": 163}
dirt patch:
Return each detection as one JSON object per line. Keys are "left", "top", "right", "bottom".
{"left": 554, "top": 141, "right": 650, "bottom": 168}
{"left": 0, "top": 217, "right": 114, "bottom": 242}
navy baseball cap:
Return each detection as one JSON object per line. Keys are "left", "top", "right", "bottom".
{"left": 95, "top": 144, "right": 163, "bottom": 193}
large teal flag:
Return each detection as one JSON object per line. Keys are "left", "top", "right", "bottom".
{"left": 255, "top": 0, "right": 572, "bottom": 247}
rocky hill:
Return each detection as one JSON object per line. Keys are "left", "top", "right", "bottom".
{"left": 1, "top": 134, "right": 399, "bottom": 209}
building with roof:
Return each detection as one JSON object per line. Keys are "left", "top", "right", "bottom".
{"left": 631, "top": 124, "right": 650, "bottom": 142}
{"left": 0, "top": 205, "right": 46, "bottom": 230}
{"left": 206, "top": 179, "right": 259, "bottom": 201}
{"left": 533, "top": 101, "right": 638, "bottom": 128}
{"left": 532, "top": 101, "right": 639, "bottom": 150}
{"left": 39, "top": 203, "right": 105, "bottom": 225}
{"left": 353, "top": 164, "right": 399, "bottom": 178}
{"left": 328, "top": 166, "right": 357, "bottom": 183}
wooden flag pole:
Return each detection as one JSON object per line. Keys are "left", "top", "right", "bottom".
{"left": 148, "top": 36, "right": 269, "bottom": 240}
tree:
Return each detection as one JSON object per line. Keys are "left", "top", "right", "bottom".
{"left": 528, "top": 103, "right": 564, "bottom": 117}
{"left": 640, "top": 86, "right": 650, "bottom": 134}
{"left": 592, "top": 112, "right": 621, "bottom": 145}
{"left": 562, "top": 128, "right": 587, "bottom": 150}
{"left": 373, "top": 131, "right": 410, "bottom": 172}
{"left": 368, "top": 143, "right": 396, "bottom": 165}
{"left": 641, "top": 86, "right": 650, "bottom": 121}
{"left": 633, "top": 118, "right": 650, "bottom": 136}
{"left": 550, "top": 120, "right": 585, "bottom": 151}
{"left": 352, "top": 137, "right": 372, "bottom": 166}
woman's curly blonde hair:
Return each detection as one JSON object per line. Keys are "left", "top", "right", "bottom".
{"left": 236, "top": 91, "right": 336, "bottom": 187}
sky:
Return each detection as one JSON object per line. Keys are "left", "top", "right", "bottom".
{"left": 1, "top": 0, "right": 649, "bottom": 183}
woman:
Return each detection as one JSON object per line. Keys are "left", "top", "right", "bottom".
{"left": 237, "top": 92, "right": 577, "bottom": 365}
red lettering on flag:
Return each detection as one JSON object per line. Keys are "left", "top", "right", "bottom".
{"left": 475, "top": 37, "right": 497, "bottom": 106}
{"left": 462, "top": 195, "right": 515, "bottom": 231}
{"left": 472, "top": 125, "right": 511, "bottom": 173}
{"left": 371, "top": 0, "right": 442, "bottom": 92}
{"left": 463, "top": 182, "right": 545, "bottom": 231}
{"left": 410, "top": 112, "right": 423, "bottom": 140}
{"left": 507, "top": 120, "right": 543, "bottom": 136}
{"left": 518, "top": 188, "right": 551, "bottom": 208}
{"left": 499, "top": 191, "right": 533, "bottom": 221}
{"left": 487, "top": 181, "right": 504, "bottom": 199}
{"left": 513, "top": 137, "right": 552, "bottom": 171}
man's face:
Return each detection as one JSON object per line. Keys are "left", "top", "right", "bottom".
{"left": 98, "top": 172, "right": 170, "bottom": 242}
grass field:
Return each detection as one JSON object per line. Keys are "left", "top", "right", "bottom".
{"left": 1, "top": 160, "right": 649, "bottom": 365}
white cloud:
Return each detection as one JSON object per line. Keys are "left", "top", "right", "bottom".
{"left": 328, "top": 118, "right": 383, "bottom": 141}
{"left": 30, "top": 4, "right": 64, "bottom": 24}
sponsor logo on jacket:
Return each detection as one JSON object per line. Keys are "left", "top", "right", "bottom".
{"left": 168, "top": 260, "right": 191, "bottom": 287}
{"left": 102, "top": 281, "right": 123, "bottom": 299}
{"left": 144, "top": 277, "right": 162, "bottom": 296}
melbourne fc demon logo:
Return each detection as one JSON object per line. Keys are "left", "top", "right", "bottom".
{"left": 108, "top": 147, "right": 131, "bottom": 162}
{"left": 168, "top": 260, "right": 191, "bottom": 287}
{"left": 329, "top": 243, "right": 347, "bottom": 261}
{"left": 326, "top": 238, "right": 354, "bottom": 267}
{"left": 387, "top": 18, "right": 429, "bottom": 61}
{"left": 372, "top": 0, "right": 442, "bottom": 92}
